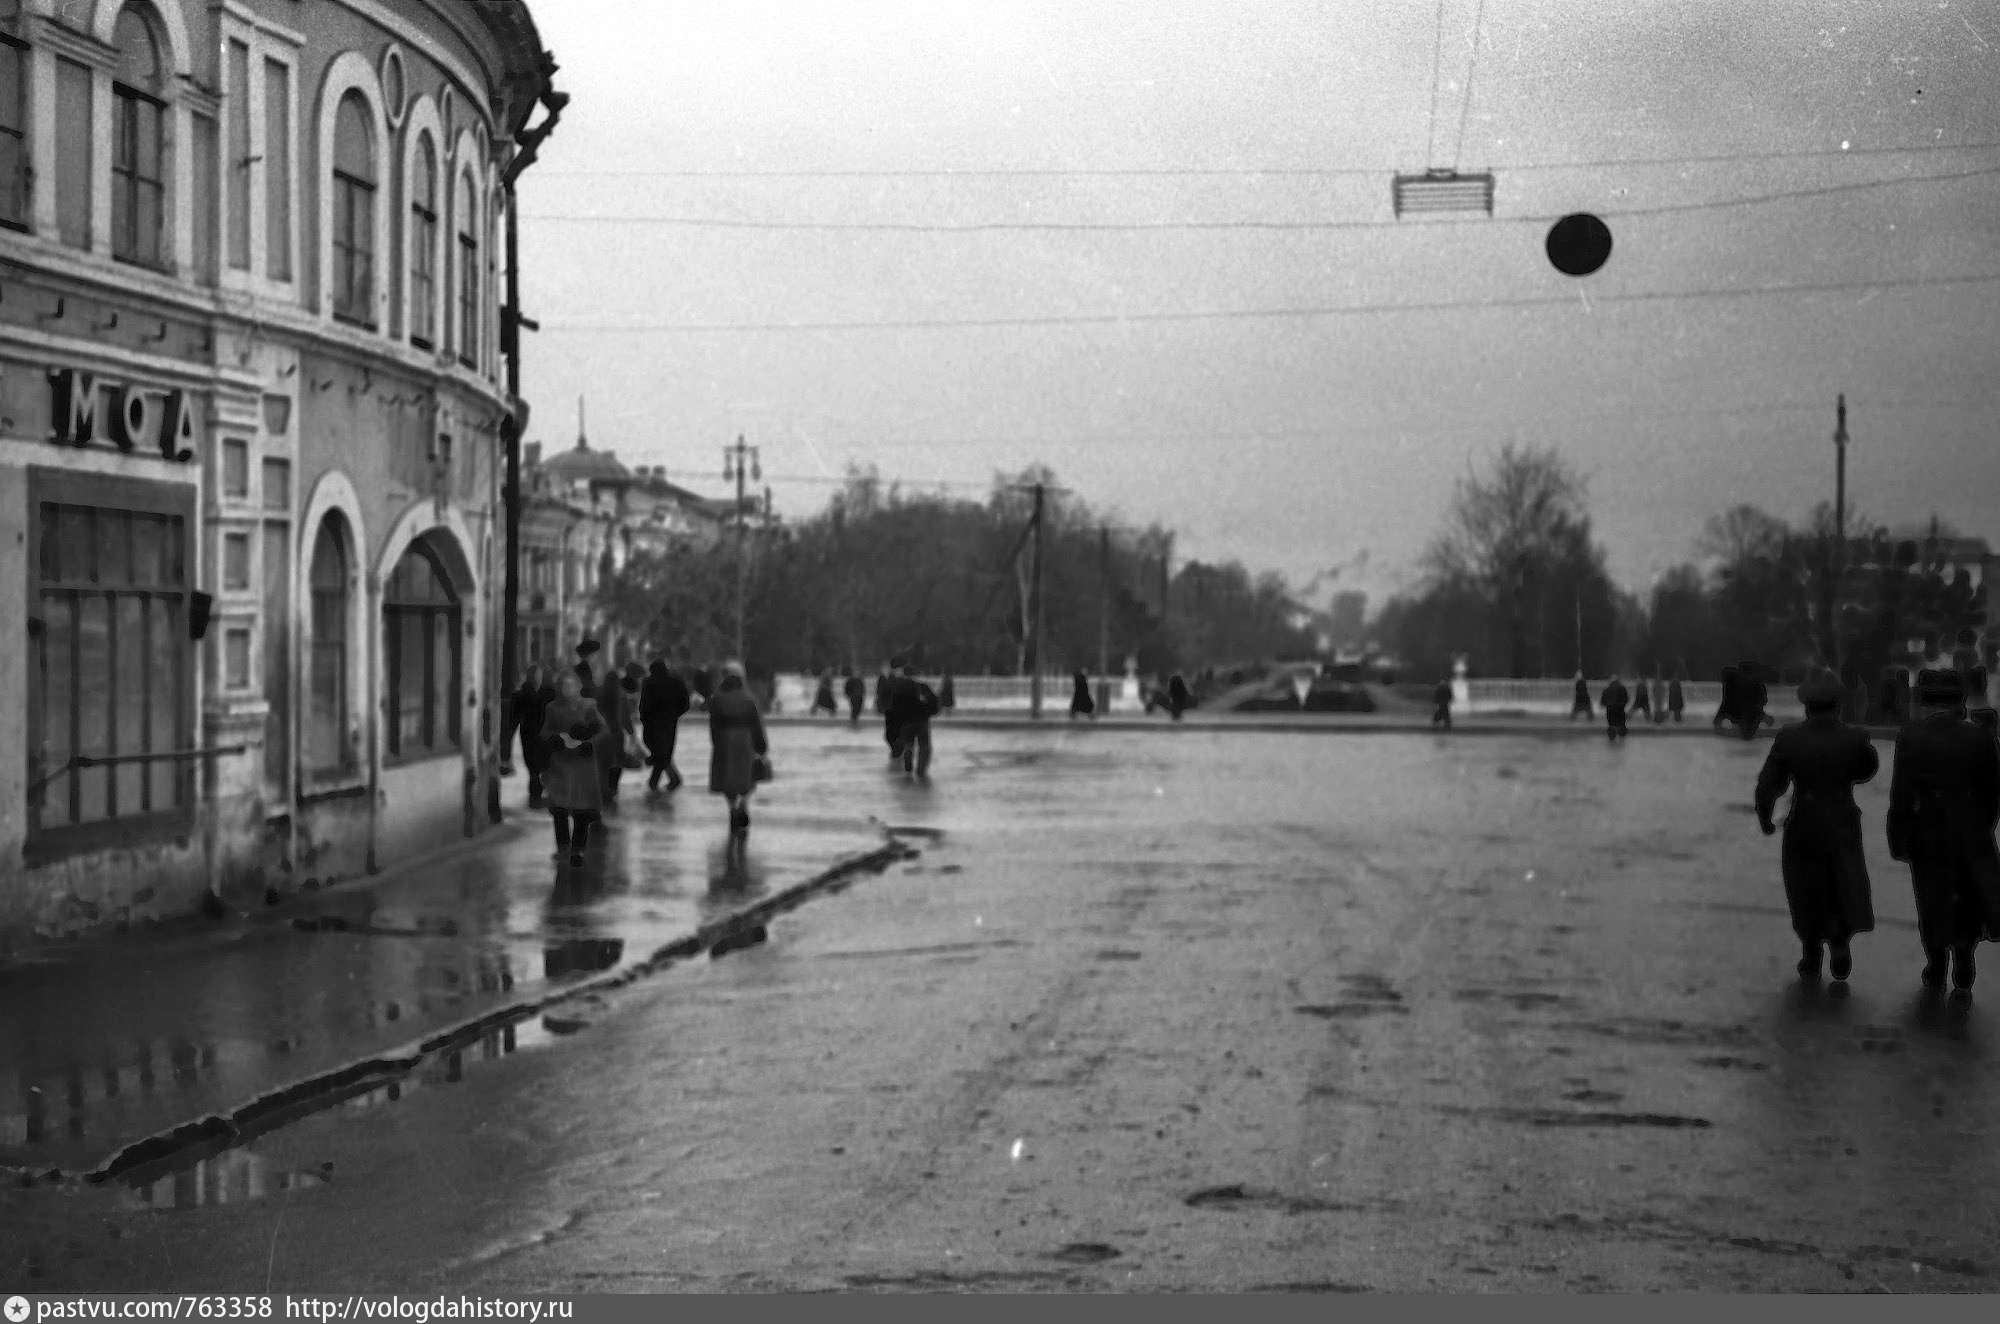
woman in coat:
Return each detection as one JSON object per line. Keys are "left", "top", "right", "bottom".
{"left": 1069, "top": 668, "right": 1096, "bottom": 720}
{"left": 708, "top": 661, "right": 770, "bottom": 836}
{"left": 538, "top": 670, "right": 606, "bottom": 868}
{"left": 1667, "top": 663, "right": 1687, "bottom": 723}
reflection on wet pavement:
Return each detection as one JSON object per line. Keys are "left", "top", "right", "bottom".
{"left": 0, "top": 731, "right": 895, "bottom": 1175}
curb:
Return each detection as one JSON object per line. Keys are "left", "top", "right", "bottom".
{"left": 5, "top": 833, "right": 921, "bottom": 1192}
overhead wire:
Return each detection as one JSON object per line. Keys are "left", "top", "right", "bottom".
{"left": 1425, "top": 0, "right": 1450, "bottom": 165}
{"left": 517, "top": 161, "right": 2000, "bottom": 232}
{"left": 1450, "top": 0, "right": 1487, "bottom": 168}
{"left": 536, "top": 269, "right": 2000, "bottom": 334}
{"left": 525, "top": 139, "right": 2000, "bottom": 180}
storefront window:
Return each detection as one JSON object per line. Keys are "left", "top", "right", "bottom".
{"left": 383, "top": 537, "right": 461, "bottom": 759}
{"left": 29, "top": 475, "right": 193, "bottom": 853}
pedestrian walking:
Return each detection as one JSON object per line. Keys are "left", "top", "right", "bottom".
{"left": 1732, "top": 662, "right": 1770, "bottom": 740}
{"left": 1430, "top": 676, "right": 1453, "bottom": 731}
{"left": 1630, "top": 671, "right": 1653, "bottom": 723}
{"left": 1713, "top": 665, "right": 1739, "bottom": 731}
{"left": 939, "top": 667, "right": 956, "bottom": 715}
{"left": 1667, "top": 664, "right": 1686, "bottom": 723}
{"left": 1886, "top": 669, "right": 2000, "bottom": 993}
{"left": 889, "top": 660, "right": 942, "bottom": 776}
{"left": 591, "top": 655, "right": 631, "bottom": 806}
{"left": 1070, "top": 668, "right": 1096, "bottom": 720}
{"left": 1600, "top": 675, "right": 1630, "bottom": 741}
{"left": 1167, "top": 673, "right": 1192, "bottom": 722}
{"left": 681, "top": 646, "right": 712, "bottom": 709}
{"left": 1569, "top": 670, "right": 1593, "bottom": 721}
{"left": 708, "top": 661, "right": 770, "bottom": 836}
{"left": 878, "top": 660, "right": 903, "bottom": 762}
{"left": 511, "top": 664, "right": 555, "bottom": 805}
{"left": 640, "top": 657, "right": 690, "bottom": 792}
{"left": 538, "top": 671, "right": 606, "bottom": 869}
{"left": 812, "top": 670, "right": 839, "bottom": 716}
{"left": 1755, "top": 669, "right": 1879, "bottom": 982}
{"left": 842, "top": 668, "right": 866, "bottom": 724}
{"left": 573, "top": 637, "right": 601, "bottom": 695}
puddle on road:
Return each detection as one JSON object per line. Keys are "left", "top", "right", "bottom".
{"left": 108, "top": 1013, "right": 565, "bottom": 1212}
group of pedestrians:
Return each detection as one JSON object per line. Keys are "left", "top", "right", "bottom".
{"left": 1753, "top": 665, "right": 1999, "bottom": 993}
{"left": 1565, "top": 668, "right": 1692, "bottom": 739}
{"left": 872, "top": 657, "right": 943, "bottom": 777}
{"left": 507, "top": 641, "right": 769, "bottom": 866}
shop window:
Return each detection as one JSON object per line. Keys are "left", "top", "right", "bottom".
{"left": 330, "top": 92, "right": 376, "bottom": 326}
{"left": 0, "top": 34, "right": 27, "bottom": 232}
{"left": 223, "top": 530, "right": 249, "bottom": 589}
{"left": 307, "top": 516, "right": 353, "bottom": 778}
{"left": 112, "top": 4, "right": 167, "bottom": 269}
{"left": 408, "top": 136, "right": 436, "bottom": 347}
{"left": 456, "top": 170, "right": 477, "bottom": 366}
{"left": 28, "top": 476, "right": 193, "bottom": 855}
{"left": 383, "top": 537, "right": 462, "bottom": 760}
{"left": 262, "top": 458, "right": 290, "bottom": 511}
{"left": 222, "top": 439, "right": 249, "bottom": 497}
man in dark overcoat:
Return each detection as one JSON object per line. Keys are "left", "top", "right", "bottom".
{"left": 1755, "top": 670, "right": 1879, "bottom": 981}
{"left": 1600, "top": 675, "right": 1630, "bottom": 741}
{"left": 842, "top": 668, "right": 866, "bottom": 724}
{"left": 1713, "top": 665, "right": 1739, "bottom": 731}
{"left": 1430, "top": 676, "right": 1453, "bottom": 731}
{"left": 1733, "top": 661, "right": 1770, "bottom": 740}
{"left": 1887, "top": 669, "right": 2000, "bottom": 992}
{"left": 640, "top": 657, "right": 691, "bottom": 792}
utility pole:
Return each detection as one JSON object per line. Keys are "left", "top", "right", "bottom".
{"left": 1574, "top": 589, "right": 1583, "bottom": 676}
{"left": 1097, "top": 524, "right": 1112, "bottom": 714}
{"left": 1834, "top": 393, "right": 1848, "bottom": 551}
{"left": 1160, "top": 531, "right": 1174, "bottom": 668}
{"left": 723, "top": 435, "right": 760, "bottom": 663}
{"left": 1028, "top": 482, "right": 1046, "bottom": 718}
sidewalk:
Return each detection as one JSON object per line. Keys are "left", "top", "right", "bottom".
{"left": 0, "top": 746, "right": 905, "bottom": 1183}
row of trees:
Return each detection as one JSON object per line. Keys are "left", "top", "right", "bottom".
{"left": 595, "top": 465, "right": 1318, "bottom": 676}
{"left": 1367, "top": 443, "right": 1991, "bottom": 697}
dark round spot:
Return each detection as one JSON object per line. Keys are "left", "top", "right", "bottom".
{"left": 1547, "top": 213, "right": 1613, "bottom": 276}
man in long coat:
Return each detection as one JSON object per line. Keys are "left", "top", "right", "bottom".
{"left": 1713, "top": 665, "right": 1739, "bottom": 731}
{"left": 1887, "top": 669, "right": 2000, "bottom": 993}
{"left": 640, "top": 658, "right": 691, "bottom": 792}
{"left": 1756, "top": 670, "right": 1879, "bottom": 981}
{"left": 1733, "top": 661, "right": 1770, "bottom": 740}
{"left": 842, "top": 668, "right": 866, "bottom": 724}
{"left": 1600, "top": 675, "right": 1630, "bottom": 742}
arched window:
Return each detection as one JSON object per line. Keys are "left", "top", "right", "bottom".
{"left": 408, "top": 136, "right": 437, "bottom": 347}
{"left": 455, "top": 168, "right": 478, "bottom": 366}
{"left": 112, "top": 3, "right": 166, "bottom": 267}
{"left": 383, "top": 537, "right": 461, "bottom": 759}
{"left": 307, "top": 516, "right": 352, "bottom": 777}
{"left": 330, "top": 92, "right": 376, "bottom": 325}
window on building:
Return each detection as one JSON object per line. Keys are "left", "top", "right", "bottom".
{"left": 190, "top": 111, "right": 218, "bottom": 285}
{"left": 223, "top": 531, "right": 249, "bottom": 589}
{"left": 261, "top": 458, "right": 290, "bottom": 511}
{"left": 111, "top": 4, "right": 167, "bottom": 269}
{"left": 383, "top": 538, "right": 461, "bottom": 759}
{"left": 307, "top": 516, "right": 352, "bottom": 778}
{"left": 30, "top": 482, "right": 192, "bottom": 853}
{"left": 224, "top": 627, "right": 251, "bottom": 688}
{"left": 456, "top": 171, "right": 477, "bottom": 366}
{"left": 409, "top": 136, "right": 436, "bottom": 347}
{"left": 0, "top": 34, "right": 27, "bottom": 232}
{"left": 222, "top": 439, "right": 249, "bottom": 497}
{"left": 225, "top": 38, "right": 249, "bottom": 270}
{"left": 330, "top": 92, "right": 375, "bottom": 326}
{"left": 263, "top": 58, "right": 291, "bottom": 281}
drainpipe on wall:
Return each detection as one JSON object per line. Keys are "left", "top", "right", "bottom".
{"left": 495, "top": 56, "right": 564, "bottom": 823}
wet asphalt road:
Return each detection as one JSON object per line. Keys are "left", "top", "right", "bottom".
{"left": 7, "top": 723, "right": 1999, "bottom": 1292}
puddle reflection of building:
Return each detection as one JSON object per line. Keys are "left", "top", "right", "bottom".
{"left": 126, "top": 1146, "right": 325, "bottom": 1212}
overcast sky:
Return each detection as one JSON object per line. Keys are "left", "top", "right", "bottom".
{"left": 513, "top": 0, "right": 2000, "bottom": 609}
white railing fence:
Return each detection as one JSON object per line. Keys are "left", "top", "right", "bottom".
{"left": 771, "top": 673, "right": 1149, "bottom": 714}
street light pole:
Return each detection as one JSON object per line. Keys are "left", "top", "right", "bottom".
{"left": 723, "top": 435, "right": 759, "bottom": 663}
{"left": 1028, "top": 482, "right": 1046, "bottom": 718}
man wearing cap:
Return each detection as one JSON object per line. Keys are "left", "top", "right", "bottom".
{"left": 1755, "top": 669, "right": 1878, "bottom": 982}
{"left": 1886, "top": 668, "right": 2000, "bottom": 993}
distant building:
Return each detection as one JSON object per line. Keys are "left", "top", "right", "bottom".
{"left": 0, "top": 0, "right": 559, "bottom": 952}
{"left": 516, "top": 418, "right": 729, "bottom": 670}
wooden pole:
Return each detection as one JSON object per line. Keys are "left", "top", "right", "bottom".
{"left": 1097, "top": 524, "right": 1111, "bottom": 713}
{"left": 1029, "top": 483, "right": 1046, "bottom": 718}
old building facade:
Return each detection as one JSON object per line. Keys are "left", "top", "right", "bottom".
{"left": 0, "top": 0, "right": 556, "bottom": 950}
{"left": 516, "top": 426, "right": 730, "bottom": 672}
